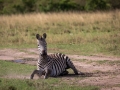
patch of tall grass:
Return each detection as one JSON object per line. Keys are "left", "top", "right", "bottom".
{"left": 0, "top": 10, "right": 120, "bottom": 56}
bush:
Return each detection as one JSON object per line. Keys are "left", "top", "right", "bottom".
{"left": 0, "top": 0, "right": 4, "bottom": 14}
{"left": 39, "top": 0, "right": 81, "bottom": 12}
{"left": 109, "top": 0, "right": 120, "bottom": 9}
{"left": 13, "top": 0, "right": 37, "bottom": 13}
{"left": 85, "top": 0, "right": 111, "bottom": 11}
{"left": 22, "top": 0, "right": 37, "bottom": 12}
{"left": 1, "top": 0, "right": 120, "bottom": 15}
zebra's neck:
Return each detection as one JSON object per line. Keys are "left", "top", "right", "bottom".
{"left": 39, "top": 54, "right": 49, "bottom": 64}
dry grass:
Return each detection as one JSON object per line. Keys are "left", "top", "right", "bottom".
{"left": 0, "top": 10, "right": 120, "bottom": 56}
{"left": 0, "top": 11, "right": 118, "bottom": 29}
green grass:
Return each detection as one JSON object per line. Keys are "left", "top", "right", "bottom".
{"left": 94, "top": 60, "right": 109, "bottom": 65}
{"left": 0, "top": 78, "right": 99, "bottom": 90}
{"left": 84, "top": 59, "right": 120, "bottom": 66}
{"left": 0, "top": 60, "right": 36, "bottom": 77}
{"left": 0, "top": 60, "right": 100, "bottom": 90}
{"left": 108, "top": 60, "right": 120, "bottom": 66}
{"left": 94, "top": 60, "right": 120, "bottom": 66}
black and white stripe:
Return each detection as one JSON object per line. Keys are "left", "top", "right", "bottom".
{"left": 45, "top": 53, "right": 71, "bottom": 76}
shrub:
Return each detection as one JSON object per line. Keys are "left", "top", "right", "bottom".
{"left": 85, "top": 0, "right": 111, "bottom": 11}
{"left": 13, "top": 0, "right": 37, "bottom": 13}
{"left": 0, "top": 0, "right": 4, "bottom": 14}
{"left": 39, "top": 0, "right": 81, "bottom": 12}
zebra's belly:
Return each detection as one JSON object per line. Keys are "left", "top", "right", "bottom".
{"left": 50, "top": 64, "right": 66, "bottom": 77}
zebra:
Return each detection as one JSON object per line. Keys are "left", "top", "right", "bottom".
{"left": 30, "top": 33, "right": 81, "bottom": 79}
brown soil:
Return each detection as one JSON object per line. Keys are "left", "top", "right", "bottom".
{"left": 0, "top": 48, "right": 120, "bottom": 90}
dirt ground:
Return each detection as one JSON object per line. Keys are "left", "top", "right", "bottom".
{"left": 0, "top": 48, "right": 120, "bottom": 90}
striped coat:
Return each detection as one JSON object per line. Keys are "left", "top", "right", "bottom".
{"left": 37, "top": 53, "right": 74, "bottom": 77}
{"left": 30, "top": 33, "right": 79, "bottom": 79}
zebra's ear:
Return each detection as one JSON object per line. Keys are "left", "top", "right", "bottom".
{"left": 36, "top": 34, "right": 40, "bottom": 39}
{"left": 43, "top": 33, "right": 47, "bottom": 39}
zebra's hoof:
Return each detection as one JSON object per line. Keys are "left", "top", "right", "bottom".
{"left": 75, "top": 72, "right": 79, "bottom": 75}
{"left": 30, "top": 75, "right": 33, "bottom": 79}
{"left": 30, "top": 77, "right": 33, "bottom": 79}
{"left": 79, "top": 72, "right": 85, "bottom": 75}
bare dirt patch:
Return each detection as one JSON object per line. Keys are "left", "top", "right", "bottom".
{"left": 0, "top": 48, "right": 120, "bottom": 90}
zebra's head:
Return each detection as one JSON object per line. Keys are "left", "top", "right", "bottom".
{"left": 36, "top": 33, "right": 47, "bottom": 56}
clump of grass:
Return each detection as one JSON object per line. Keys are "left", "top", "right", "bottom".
{"left": 108, "top": 60, "right": 120, "bottom": 66}
{"left": 94, "top": 60, "right": 120, "bottom": 66}
{"left": 95, "top": 60, "right": 109, "bottom": 65}
{"left": 0, "top": 10, "right": 120, "bottom": 56}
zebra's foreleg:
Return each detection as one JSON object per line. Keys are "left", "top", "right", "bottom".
{"left": 44, "top": 69, "right": 51, "bottom": 79}
{"left": 30, "top": 69, "right": 38, "bottom": 79}
{"left": 30, "top": 69, "right": 43, "bottom": 79}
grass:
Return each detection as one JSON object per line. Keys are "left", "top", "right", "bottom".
{"left": 91, "top": 60, "right": 120, "bottom": 66}
{"left": 79, "top": 59, "right": 120, "bottom": 66}
{"left": 0, "top": 60, "right": 36, "bottom": 77}
{"left": 0, "top": 60, "right": 100, "bottom": 90}
{"left": 0, "top": 11, "right": 120, "bottom": 56}
{"left": 0, "top": 78, "right": 99, "bottom": 90}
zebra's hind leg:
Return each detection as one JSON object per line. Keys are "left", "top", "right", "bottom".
{"left": 66, "top": 59, "right": 79, "bottom": 75}
{"left": 59, "top": 70, "right": 69, "bottom": 76}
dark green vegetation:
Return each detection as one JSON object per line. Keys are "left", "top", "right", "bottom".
{"left": 0, "top": 0, "right": 120, "bottom": 14}
{"left": 0, "top": 60, "right": 99, "bottom": 90}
